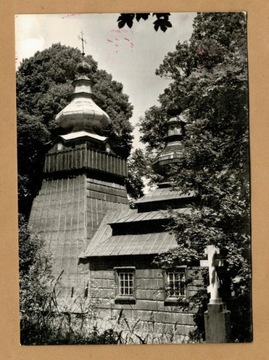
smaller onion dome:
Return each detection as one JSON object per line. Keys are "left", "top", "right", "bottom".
{"left": 56, "top": 59, "right": 111, "bottom": 135}
{"left": 152, "top": 112, "right": 187, "bottom": 176}
{"left": 76, "top": 59, "right": 92, "bottom": 75}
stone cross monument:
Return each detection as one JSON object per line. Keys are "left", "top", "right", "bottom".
{"left": 200, "top": 245, "right": 224, "bottom": 304}
{"left": 200, "top": 245, "right": 231, "bottom": 342}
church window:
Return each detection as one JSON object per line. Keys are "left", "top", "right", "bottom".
{"left": 119, "top": 272, "right": 134, "bottom": 296}
{"left": 167, "top": 271, "right": 186, "bottom": 297}
{"left": 164, "top": 268, "right": 187, "bottom": 305}
{"left": 114, "top": 267, "right": 136, "bottom": 304}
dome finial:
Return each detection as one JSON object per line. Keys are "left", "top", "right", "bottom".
{"left": 78, "top": 31, "right": 87, "bottom": 56}
{"left": 77, "top": 31, "right": 92, "bottom": 75}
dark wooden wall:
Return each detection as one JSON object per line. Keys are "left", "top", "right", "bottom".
{"left": 44, "top": 145, "right": 127, "bottom": 178}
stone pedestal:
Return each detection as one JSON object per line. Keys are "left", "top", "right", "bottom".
{"left": 204, "top": 302, "right": 231, "bottom": 343}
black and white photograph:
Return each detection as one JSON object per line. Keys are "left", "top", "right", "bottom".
{"left": 15, "top": 12, "right": 251, "bottom": 345}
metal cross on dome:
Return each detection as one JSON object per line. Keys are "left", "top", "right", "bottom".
{"left": 200, "top": 245, "right": 224, "bottom": 305}
{"left": 78, "top": 31, "right": 87, "bottom": 56}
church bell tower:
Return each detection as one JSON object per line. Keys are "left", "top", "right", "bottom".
{"left": 28, "top": 56, "right": 129, "bottom": 301}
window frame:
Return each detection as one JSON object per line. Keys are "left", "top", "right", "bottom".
{"left": 114, "top": 266, "right": 136, "bottom": 304}
{"left": 164, "top": 267, "right": 188, "bottom": 306}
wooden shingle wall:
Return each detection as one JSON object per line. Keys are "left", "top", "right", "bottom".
{"left": 29, "top": 175, "right": 88, "bottom": 298}
{"left": 88, "top": 256, "right": 203, "bottom": 343}
{"left": 86, "top": 178, "right": 129, "bottom": 242}
{"left": 29, "top": 174, "right": 129, "bottom": 301}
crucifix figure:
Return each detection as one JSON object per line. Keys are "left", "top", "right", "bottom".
{"left": 200, "top": 244, "right": 224, "bottom": 304}
{"left": 78, "top": 31, "right": 87, "bottom": 56}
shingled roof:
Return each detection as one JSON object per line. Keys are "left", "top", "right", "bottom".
{"left": 83, "top": 226, "right": 177, "bottom": 257}
{"left": 135, "top": 186, "right": 194, "bottom": 204}
{"left": 81, "top": 185, "right": 195, "bottom": 258}
{"left": 81, "top": 114, "right": 196, "bottom": 259}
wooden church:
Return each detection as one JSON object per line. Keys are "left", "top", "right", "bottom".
{"left": 28, "top": 57, "right": 202, "bottom": 343}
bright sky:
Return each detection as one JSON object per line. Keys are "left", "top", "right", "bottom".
{"left": 15, "top": 13, "right": 196, "bottom": 149}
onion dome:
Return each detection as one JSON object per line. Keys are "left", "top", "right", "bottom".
{"left": 76, "top": 59, "right": 92, "bottom": 75}
{"left": 152, "top": 111, "right": 187, "bottom": 176}
{"left": 56, "top": 59, "right": 111, "bottom": 135}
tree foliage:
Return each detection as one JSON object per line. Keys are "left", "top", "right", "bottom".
{"left": 140, "top": 13, "right": 251, "bottom": 342}
{"left": 126, "top": 149, "right": 146, "bottom": 200}
{"left": 117, "top": 13, "right": 172, "bottom": 32}
{"left": 17, "top": 43, "right": 133, "bottom": 217}
{"left": 19, "top": 215, "right": 56, "bottom": 344}
{"left": 126, "top": 148, "right": 160, "bottom": 201}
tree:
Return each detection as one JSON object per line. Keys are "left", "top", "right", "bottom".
{"left": 17, "top": 110, "right": 51, "bottom": 216}
{"left": 140, "top": 13, "right": 251, "bottom": 342}
{"left": 19, "top": 215, "right": 57, "bottom": 344}
{"left": 126, "top": 148, "right": 159, "bottom": 201}
{"left": 117, "top": 13, "right": 172, "bottom": 32}
{"left": 17, "top": 43, "right": 133, "bottom": 217}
